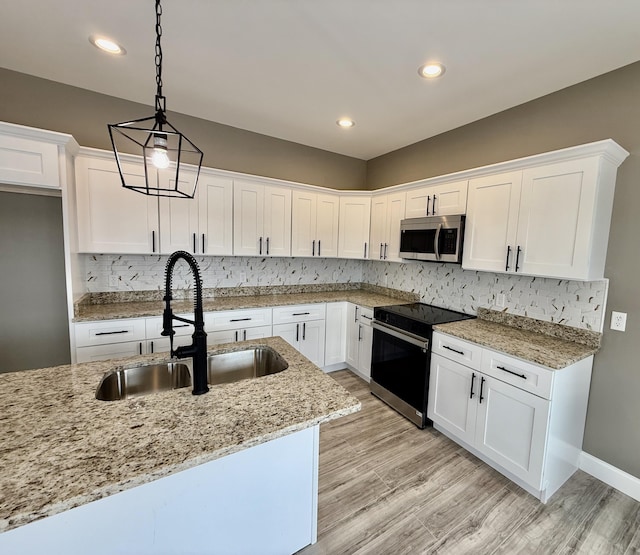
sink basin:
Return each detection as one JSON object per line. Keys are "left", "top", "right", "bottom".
{"left": 207, "top": 347, "right": 288, "bottom": 385}
{"left": 96, "top": 362, "right": 192, "bottom": 401}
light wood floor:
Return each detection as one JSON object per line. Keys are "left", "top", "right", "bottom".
{"left": 298, "top": 370, "right": 640, "bottom": 555}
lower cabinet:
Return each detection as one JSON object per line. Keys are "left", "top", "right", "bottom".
{"left": 76, "top": 340, "right": 145, "bottom": 363}
{"left": 208, "top": 325, "right": 273, "bottom": 345}
{"left": 272, "top": 304, "right": 326, "bottom": 367}
{"left": 346, "top": 304, "right": 374, "bottom": 381}
{"left": 428, "top": 331, "right": 592, "bottom": 503}
{"left": 324, "top": 302, "right": 348, "bottom": 368}
{"left": 204, "top": 308, "right": 273, "bottom": 346}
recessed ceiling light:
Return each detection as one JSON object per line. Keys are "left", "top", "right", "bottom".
{"left": 337, "top": 118, "right": 355, "bottom": 128}
{"left": 418, "top": 62, "right": 445, "bottom": 79}
{"left": 89, "top": 35, "right": 126, "bottom": 55}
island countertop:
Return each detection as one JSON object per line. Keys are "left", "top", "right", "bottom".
{"left": 0, "top": 337, "right": 360, "bottom": 533}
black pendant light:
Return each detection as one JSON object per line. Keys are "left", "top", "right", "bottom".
{"left": 108, "top": 0, "right": 203, "bottom": 198}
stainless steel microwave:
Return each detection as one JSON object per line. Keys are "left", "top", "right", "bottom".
{"left": 399, "top": 215, "right": 465, "bottom": 263}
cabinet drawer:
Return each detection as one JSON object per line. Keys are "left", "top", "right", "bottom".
{"left": 146, "top": 315, "right": 194, "bottom": 339}
{"left": 357, "top": 306, "right": 374, "bottom": 324}
{"left": 272, "top": 303, "right": 326, "bottom": 324}
{"left": 75, "top": 319, "right": 146, "bottom": 347}
{"left": 204, "top": 308, "right": 272, "bottom": 331}
{"left": 481, "top": 349, "right": 554, "bottom": 399}
{"left": 432, "top": 331, "right": 482, "bottom": 370}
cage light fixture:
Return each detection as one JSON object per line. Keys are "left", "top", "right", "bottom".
{"left": 108, "top": 0, "right": 203, "bottom": 198}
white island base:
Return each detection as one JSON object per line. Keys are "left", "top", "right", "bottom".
{"left": 1, "top": 426, "right": 319, "bottom": 555}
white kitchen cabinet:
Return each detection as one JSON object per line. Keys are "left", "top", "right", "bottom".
{"left": 158, "top": 169, "right": 199, "bottom": 254}
{"left": 273, "top": 304, "right": 326, "bottom": 367}
{"left": 405, "top": 180, "right": 468, "bottom": 219}
{"left": 208, "top": 325, "right": 273, "bottom": 346}
{"left": 345, "top": 304, "right": 374, "bottom": 381}
{"left": 369, "top": 191, "right": 405, "bottom": 261}
{"left": 75, "top": 153, "right": 160, "bottom": 254}
{"left": 338, "top": 195, "right": 371, "bottom": 259}
{"left": 198, "top": 173, "right": 234, "bottom": 255}
{"left": 204, "top": 308, "right": 273, "bottom": 345}
{"left": 233, "top": 180, "right": 291, "bottom": 256}
{"left": 463, "top": 141, "right": 628, "bottom": 280}
{"left": 75, "top": 317, "right": 147, "bottom": 362}
{"left": 324, "top": 302, "right": 348, "bottom": 369}
{"left": 76, "top": 340, "right": 145, "bottom": 363}
{"left": 428, "top": 331, "right": 593, "bottom": 502}
{"left": 291, "top": 190, "right": 339, "bottom": 257}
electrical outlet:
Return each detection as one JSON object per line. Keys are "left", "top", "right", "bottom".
{"left": 109, "top": 275, "right": 119, "bottom": 287}
{"left": 496, "top": 293, "right": 506, "bottom": 307}
{"left": 610, "top": 311, "right": 627, "bottom": 332}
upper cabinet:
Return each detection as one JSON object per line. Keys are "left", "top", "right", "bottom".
{"left": 76, "top": 153, "right": 159, "bottom": 254}
{"left": 234, "top": 180, "right": 292, "bottom": 257}
{"left": 405, "top": 180, "right": 468, "bottom": 219}
{"left": 338, "top": 195, "right": 371, "bottom": 259}
{"left": 463, "top": 141, "right": 629, "bottom": 280}
{"left": 291, "top": 190, "right": 340, "bottom": 257}
{"left": 369, "top": 191, "right": 406, "bottom": 261}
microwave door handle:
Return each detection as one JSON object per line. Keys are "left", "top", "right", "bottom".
{"left": 434, "top": 224, "right": 442, "bottom": 260}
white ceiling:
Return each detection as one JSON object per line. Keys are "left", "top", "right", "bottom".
{"left": 1, "top": 1, "right": 640, "bottom": 160}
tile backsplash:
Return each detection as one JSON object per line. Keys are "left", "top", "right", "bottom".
{"left": 83, "top": 255, "right": 607, "bottom": 332}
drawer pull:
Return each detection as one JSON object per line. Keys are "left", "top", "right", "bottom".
{"left": 230, "top": 318, "right": 252, "bottom": 322}
{"left": 443, "top": 345, "right": 464, "bottom": 356}
{"left": 497, "top": 365, "right": 527, "bottom": 380}
{"left": 292, "top": 312, "right": 310, "bottom": 316}
{"left": 95, "top": 330, "right": 129, "bottom": 336}
{"left": 361, "top": 315, "right": 373, "bottom": 321}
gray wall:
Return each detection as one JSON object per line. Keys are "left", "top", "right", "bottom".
{"left": 0, "top": 68, "right": 366, "bottom": 190}
{"left": 368, "top": 61, "right": 640, "bottom": 479}
{"left": 0, "top": 192, "right": 70, "bottom": 372}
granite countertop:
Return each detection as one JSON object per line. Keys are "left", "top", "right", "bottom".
{"left": 435, "top": 309, "right": 600, "bottom": 369}
{"left": 74, "top": 288, "right": 416, "bottom": 322}
{"left": 0, "top": 337, "right": 360, "bottom": 533}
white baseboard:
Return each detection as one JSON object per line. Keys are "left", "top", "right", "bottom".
{"left": 580, "top": 452, "right": 640, "bottom": 502}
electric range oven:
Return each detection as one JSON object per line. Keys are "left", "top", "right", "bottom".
{"left": 370, "top": 303, "right": 475, "bottom": 428}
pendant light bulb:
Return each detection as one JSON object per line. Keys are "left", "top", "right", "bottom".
{"left": 151, "top": 134, "right": 170, "bottom": 169}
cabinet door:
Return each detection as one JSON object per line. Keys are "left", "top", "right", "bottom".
{"left": 242, "top": 325, "right": 273, "bottom": 341}
{"left": 291, "top": 190, "right": 317, "bottom": 257}
{"left": 208, "top": 328, "right": 241, "bottom": 346}
{"left": 385, "top": 192, "right": 406, "bottom": 262}
{"left": 76, "top": 155, "right": 159, "bottom": 254}
{"left": 369, "top": 195, "right": 388, "bottom": 260}
{"left": 358, "top": 323, "right": 373, "bottom": 379}
{"left": 158, "top": 170, "right": 199, "bottom": 254}
{"left": 316, "top": 193, "right": 340, "bottom": 257}
{"left": 405, "top": 187, "right": 431, "bottom": 219}
{"left": 199, "top": 174, "right": 233, "bottom": 255}
{"left": 299, "top": 319, "right": 326, "bottom": 367}
{"left": 76, "top": 340, "right": 145, "bottom": 363}
{"left": 475, "top": 375, "right": 550, "bottom": 489}
{"left": 264, "top": 185, "right": 292, "bottom": 256}
{"left": 147, "top": 335, "right": 193, "bottom": 354}
{"left": 431, "top": 180, "right": 468, "bottom": 216}
{"left": 463, "top": 171, "right": 522, "bottom": 273}
{"left": 516, "top": 158, "right": 599, "bottom": 279}
{"left": 273, "top": 322, "right": 300, "bottom": 350}
{"left": 345, "top": 304, "right": 360, "bottom": 368}
{"left": 338, "top": 196, "right": 371, "bottom": 259}
{"left": 233, "top": 181, "right": 264, "bottom": 255}
{"left": 428, "top": 353, "right": 478, "bottom": 446}
{"left": 325, "top": 302, "right": 347, "bottom": 366}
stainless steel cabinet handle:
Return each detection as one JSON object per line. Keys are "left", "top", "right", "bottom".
{"left": 354, "top": 306, "right": 359, "bottom": 323}
{"left": 358, "top": 324, "right": 362, "bottom": 341}
{"left": 434, "top": 223, "right": 442, "bottom": 260}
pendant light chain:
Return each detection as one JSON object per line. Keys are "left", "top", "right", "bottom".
{"left": 154, "top": 0, "right": 166, "bottom": 119}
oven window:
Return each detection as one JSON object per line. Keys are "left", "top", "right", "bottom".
{"left": 371, "top": 328, "right": 429, "bottom": 411}
{"left": 400, "top": 229, "right": 436, "bottom": 255}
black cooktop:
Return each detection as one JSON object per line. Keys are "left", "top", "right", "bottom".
{"left": 374, "top": 302, "right": 475, "bottom": 338}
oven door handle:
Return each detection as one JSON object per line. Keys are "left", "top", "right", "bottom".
{"left": 372, "top": 321, "right": 429, "bottom": 350}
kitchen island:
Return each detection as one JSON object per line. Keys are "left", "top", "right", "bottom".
{"left": 0, "top": 336, "right": 360, "bottom": 554}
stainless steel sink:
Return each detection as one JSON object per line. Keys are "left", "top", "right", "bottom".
{"left": 96, "top": 362, "right": 192, "bottom": 401}
{"left": 207, "top": 347, "right": 288, "bottom": 385}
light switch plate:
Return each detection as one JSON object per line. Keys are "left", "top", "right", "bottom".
{"left": 611, "top": 311, "right": 627, "bottom": 332}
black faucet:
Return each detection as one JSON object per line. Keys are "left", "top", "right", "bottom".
{"left": 161, "top": 250, "right": 209, "bottom": 395}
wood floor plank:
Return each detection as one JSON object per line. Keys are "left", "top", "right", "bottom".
{"left": 560, "top": 488, "right": 640, "bottom": 554}
{"left": 351, "top": 514, "right": 437, "bottom": 555}
{"left": 494, "top": 470, "right": 610, "bottom": 554}
{"left": 414, "top": 463, "right": 511, "bottom": 539}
